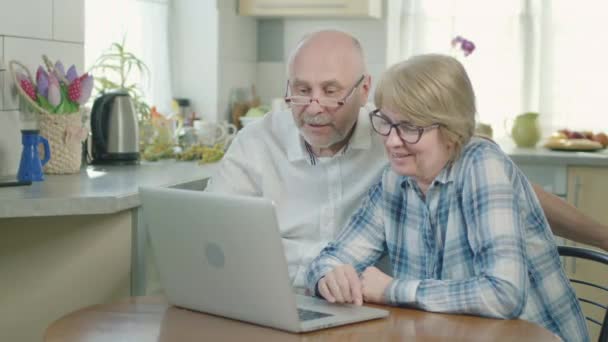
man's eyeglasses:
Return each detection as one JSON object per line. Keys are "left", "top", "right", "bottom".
{"left": 369, "top": 109, "right": 439, "bottom": 144}
{"left": 284, "top": 75, "right": 365, "bottom": 109}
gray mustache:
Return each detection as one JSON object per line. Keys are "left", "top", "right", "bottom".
{"left": 302, "top": 114, "right": 332, "bottom": 125}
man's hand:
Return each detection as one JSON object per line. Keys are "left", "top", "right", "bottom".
{"left": 318, "top": 264, "right": 363, "bottom": 305}
{"left": 361, "top": 266, "right": 393, "bottom": 304}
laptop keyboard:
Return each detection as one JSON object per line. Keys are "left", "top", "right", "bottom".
{"left": 297, "top": 308, "right": 333, "bottom": 321}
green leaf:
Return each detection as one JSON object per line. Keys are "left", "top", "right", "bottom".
{"left": 37, "top": 94, "right": 55, "bottom": 112}
{"left": 53, "top": 83, "right": 79, "bottom": 114}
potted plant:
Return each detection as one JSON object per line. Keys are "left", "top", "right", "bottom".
{"left": 89, "top": 38, "right": 151, "bottom": 123}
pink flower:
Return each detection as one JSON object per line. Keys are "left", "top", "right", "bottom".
{"left": 48, "top": 73, "right": 61, "bottom": 107}
{"left": 16, "top": 72, "right": 37, "bottom": 101}
{"left": 67, "top": 73, "right": 94, "bottom": 104}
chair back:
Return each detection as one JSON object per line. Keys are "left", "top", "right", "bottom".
{"left": 558, "top": 245, "right": 608, "bottom": 342}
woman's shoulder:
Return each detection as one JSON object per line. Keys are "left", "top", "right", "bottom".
{"left": 459, "top": 136, "right": 511, "bottom": 165}
{"left": 453, "top": 137, "right": 518, "bottom": 184}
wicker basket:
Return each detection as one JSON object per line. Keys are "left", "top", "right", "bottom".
{"left": 9, "top": 58, "right": 87, "bottom": 174}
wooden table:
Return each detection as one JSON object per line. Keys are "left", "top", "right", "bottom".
{"left": 44, "top": 296, "right": 560, "bottom": 342}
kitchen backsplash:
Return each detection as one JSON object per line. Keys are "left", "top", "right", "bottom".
{"left": 0, "top": 0, "right": 84, "bottom": 176}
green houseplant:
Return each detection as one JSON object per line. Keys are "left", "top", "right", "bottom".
{"left": 89, "top": 39, "right": 151, "bottom": 122}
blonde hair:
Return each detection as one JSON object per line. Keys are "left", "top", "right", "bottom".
{"left": 374, "top": 54, "right": 476, "bottom": 160}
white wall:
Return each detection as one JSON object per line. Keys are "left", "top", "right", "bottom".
{"left": 255, "top": 10, "right": 389, "bottom": 106}
{"left": 217, "top": 0, "right": 257, "bottom": 123}
{"left": 170, "top": 0, "right": 256, "bottom": 123}
{"left": 170, "top": 0, "right": 219, "bottom": 122}
{"left": 0, "top": 0, "right": 84, "bottom": 176}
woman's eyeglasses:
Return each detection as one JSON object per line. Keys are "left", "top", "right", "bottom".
{"left": 369, "top": 109, "right": 439, "bottom": 144}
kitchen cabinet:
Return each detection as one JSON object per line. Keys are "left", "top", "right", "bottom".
{"left": 564, "top": 166, "right": 608, "bottom": 341}
{"left": 238, "top": 0, "right": 382, "bottom": 18}
{"left": 0, "top": 161, "right": 218, "bottom": 342}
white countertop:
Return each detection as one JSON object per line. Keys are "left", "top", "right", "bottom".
{"left": 2, "top": 142, "right": 608, "bottom": 219}
{"left": 501, "top": 143, "right": 608, "bottom": 166}
{"left": 0, "top": 160, "right": 219, "bottom": 218}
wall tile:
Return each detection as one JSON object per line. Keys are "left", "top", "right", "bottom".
{"left": 0, "top": 0, "right": 53, "bottom": 39}
{"left": 218, "top": 0, "right": 256, "bottom": 62}
{"left": 257, "top": 19, "right": 283, "bottom": 62}
{"left": 0, "top": 110, "right": 22, "bottom": 176}
{"left": 53, "top": 0, "right": 85, "bottom": 43}
{"left": 218, "top": 61, "right": 256, "bottom": 122}
{"left": 283, "top": 19, "right": 387, "bottom": 64}
{"left": 2, "top": 37, "right": 83, "bottom": 111}
{"left": 256, "top": 62, "right": 286, "bottom": 106}
{"left": 0, "top": 36, "right": 5, "bottom": 111}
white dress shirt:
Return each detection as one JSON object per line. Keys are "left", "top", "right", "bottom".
{"left": 206, "top": 108, "right": 387, "bottom": 288}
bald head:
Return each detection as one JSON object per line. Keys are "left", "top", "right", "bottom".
{"left": 287, "top": 30, "right": 367, "bottom": 80}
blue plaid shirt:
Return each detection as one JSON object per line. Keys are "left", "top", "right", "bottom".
{"left": 307, "top": 137, "right": 589, "bottom": 342}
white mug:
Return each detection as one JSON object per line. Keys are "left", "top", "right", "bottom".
{"left": 194, "top": 120, "right": 237, "bottom": 147}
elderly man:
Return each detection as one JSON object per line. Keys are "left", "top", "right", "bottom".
{"left": 207, "top": 30, "right": 608, "bottom": 288}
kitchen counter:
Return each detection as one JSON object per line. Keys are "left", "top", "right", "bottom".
{"left": 0, "top": 159, "right": 220, "bottom": 342}
{"left": 501, "top": 143, "right": 608, "bottom": 166}
{"left": 0, "top": 160, "right": 219, "bottom": 219}
{"left": 2, "top": 145, "right": 607, "bottom": 218}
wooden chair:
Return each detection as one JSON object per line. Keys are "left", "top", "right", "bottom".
{"left": 558, "top": 245, "right": 608, "bottom": 342}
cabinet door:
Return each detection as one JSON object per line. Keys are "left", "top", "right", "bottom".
{"left": 238, "top": 0, "right": 382, "bottom": 18}
{"left": 565, "top": 166, "right": 608, "bottom": 341}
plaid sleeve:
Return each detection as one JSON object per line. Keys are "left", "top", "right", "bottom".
{"left": 392, "top": 147, "right": 529, "bottom": 318}
{"left": 306, "top": 181, "right": 387, "bottom": 295}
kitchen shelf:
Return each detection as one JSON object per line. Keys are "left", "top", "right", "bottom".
{"left": 238, "top": 0, "right": 382, "bottom": 19}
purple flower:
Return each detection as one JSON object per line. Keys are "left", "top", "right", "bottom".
{"left": 36, "top": 66, "right": 49, "bottom": 98}
{"left": 452, "top": 36, "right": 476, "bottom": 57}
{"left": 54, "top": 61, "right": 66, "bottom": 78}
{"left": 48, "top": 73, "right": 61, "bottom": 107}
{"left": 78, "top": 74, "right": 94, "bottom": 105}
{"left": 461, "top": 40, "right": 476, "bottom": 56}
{"left": 451, "top": 36, "right": 464, "bottom": 47}
{"left": 66, "top": 65, "right": 79, "bottom": 84}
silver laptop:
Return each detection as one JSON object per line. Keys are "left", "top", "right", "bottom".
{"left": 140, "top": 186, "right": 389, "bottom": 333}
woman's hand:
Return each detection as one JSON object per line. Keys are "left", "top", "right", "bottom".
{"left": 361, "top": 266, "right": 393, "bottom": 304}
{"left": 318, "top": 264, "right": 363, "bottom": 305}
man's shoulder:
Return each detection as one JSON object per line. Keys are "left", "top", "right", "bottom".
{"left": 236, "top": 110, "right": 294, "bottom": 144}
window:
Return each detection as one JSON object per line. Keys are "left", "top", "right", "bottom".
{"left": 85, "top": 0, "right": 172, "bottom": 114}
{"left": 394, "top": 0, "right": 608, "bottom": 140}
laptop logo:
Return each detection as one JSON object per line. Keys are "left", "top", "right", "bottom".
{"left": 205, "top": 242, "right": 225, "bottom": 268}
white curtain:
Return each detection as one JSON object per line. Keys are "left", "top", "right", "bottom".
{"left": 85, "top": 0, "right": 173, "bottom": 114}
{"left": 395, "top": 0, "right": 608, "bottom": 140}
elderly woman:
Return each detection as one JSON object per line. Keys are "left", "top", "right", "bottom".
{"left": 305, "top": 54, "right": 589, "bottom": 342}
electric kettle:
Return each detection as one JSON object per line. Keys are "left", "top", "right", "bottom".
{"left": 90, "top": 92, "right": 139, "bottom": 164}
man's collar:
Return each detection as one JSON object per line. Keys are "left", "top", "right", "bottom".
{"left": 286, "top": 108, "right": 373, "bottom": 163}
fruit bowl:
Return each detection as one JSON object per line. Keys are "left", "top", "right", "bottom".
{"left": 544, "top": 138, "right": 604, "bottom": 151}
{"left": 544, "top": 129, "right": 608, "bottom": 151}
